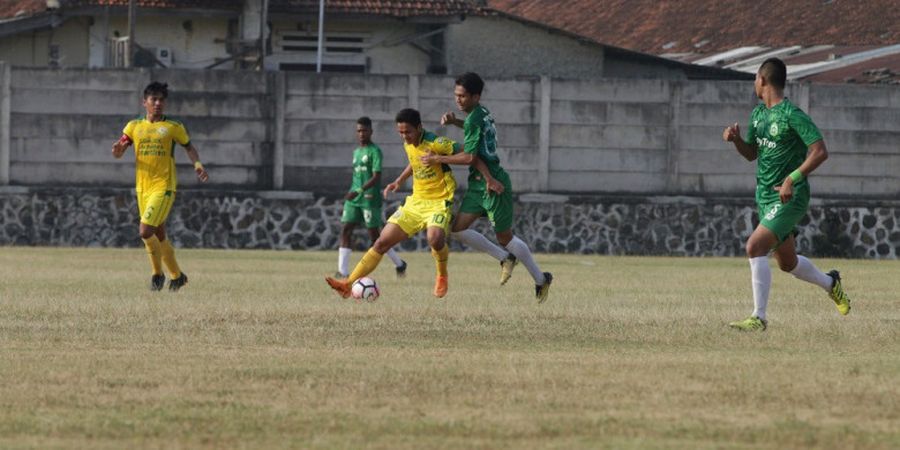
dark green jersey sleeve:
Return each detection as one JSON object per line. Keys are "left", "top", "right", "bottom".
{"left": 463, "top": 118, "right": 482, "bottom": 155}
{"left": 746, "top": 105, "right": 762, "bottom": 145}
{"left": 370, "top": 146, "right": 383, "bottom": 173}
{"left": 788, "top": 109, "right": 823, "bottom": 146}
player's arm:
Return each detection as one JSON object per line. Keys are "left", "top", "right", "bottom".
{"left": 723, "top": 123, "right": 758, "bottom": 161}
{"left": 112, "top": 134, "right": 131, "bottom": 158}
{"left": 441, "top": 111, "right": 464, "bottom": 129}
{"left": 346, "top": 171, "right": 381, "bottom": 201}
{"left": 420, "top": 143, "right": 504, "bottom": 194}
{"left": 183, "top": 143, "right": 209, "bottom": 182}
{"left": 777, "top": 140, "right": 828, "bottom": 203}
{"left": 383, "top": 164, "right": 411, "bottom": 198}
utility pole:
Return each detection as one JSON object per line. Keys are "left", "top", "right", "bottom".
{"left": 127, "top": 0, "right": 136, "bottom": 67}
{"left": 259, "top": 0, "right": 269, "bottom": 70}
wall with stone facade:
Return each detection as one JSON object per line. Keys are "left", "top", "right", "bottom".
{"left": 2, "top": 187, "right": 898, "bottom": 259}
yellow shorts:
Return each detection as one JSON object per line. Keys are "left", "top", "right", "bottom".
{"left": 137, "top": 190, "right": 176, "bottom": 227}
{"left": 388, "top": 196, "right": 452, "bottom": 236}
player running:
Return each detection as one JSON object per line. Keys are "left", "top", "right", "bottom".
{"left": 335, "top": 116, "right": 407, "bottom": 279}
{"left": 429, "top": 72, "right": 553, "bottom": 302}
{"left": 723, "top": 58, "right": 851, "bottom": 331}
{"left": 111, "top": 82, "right": 209, "bottom": 291}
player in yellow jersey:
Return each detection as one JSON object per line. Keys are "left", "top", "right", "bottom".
{"left": 326, "top": 108, "right": 499, "bottom": 299}
{"left": 111, "top": 82, "right": 209, "bottom": 291}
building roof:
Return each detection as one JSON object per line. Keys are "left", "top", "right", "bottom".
{"left": 0, "top": 0, "right": 482, "bottom": 20}
{"left": 487, "top": 0, "right": 900, "bottom": 55}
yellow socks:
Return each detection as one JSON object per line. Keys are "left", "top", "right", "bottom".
{"left": 142, "top": 235, "right": 163, "bottom": 275}
{"left": 348, "top": 248, "right": 383, "bottom": 283}
{"left": 160, "top": 239, "right": 182, "bottom": 279}
{"left": 431, "top": 244, "right": 449, "bottom": 277}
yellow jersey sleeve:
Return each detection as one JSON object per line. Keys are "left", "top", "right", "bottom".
{"left": 172, "top": 122, "right": 190, "bottom": 146}
{"left": 123, "top": 120, "right": 138, "bottom": 140}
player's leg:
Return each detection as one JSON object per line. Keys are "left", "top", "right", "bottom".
{"left": 452, "top": 187, "right": 516, "bottom": 284}
{"left": 138, "top": 191, "right": 165, "bottom": 291}
{"left": 156, "top": 223, "right": 181, "bottom": 281}
{"left": 775, "top": 235, "right": 851, "bottom": 315}
{"left": 337, "top": 203, "right": 362, "bottom": 278}
{"left": 365, "top": 206, "right": 406, "bottom": 277}
{"left": 145, "top": 191, "right": 185, "bottom": 292}
{"left": 488, "top": 185, "right": 552, "bottom": 301}
{"left": 426, "top": 203, "right": 450, "bottom": 298}
{"left": 729, "top": 223, "right": 778, "bottom": 331}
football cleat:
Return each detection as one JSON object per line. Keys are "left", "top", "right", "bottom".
{"left": 395, "top": 260, "right": 408, "bottom": 279}
{"left": 168, "top": 273, "right": 188, "bottom": 292}
{"left": 499, "top": 254, "right": 517, "bottom": 285}
{"left": 728, "top": 316, "right": 767, "bottom": 331}
{"left": 827, "top": 270, "right": 851, "bottom": 315}
{"left": 433, "top": 275, "right": 448, "bottom": 298}
{"left": 535, "top": 272, "right": 553, "bottom": 303}
{"left": 325, "top": 276, "right": 352, "bottom": 298}
{"left": 150, "top": 274, "right": 166, "bottom": 291}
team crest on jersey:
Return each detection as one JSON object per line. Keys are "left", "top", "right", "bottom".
{"left": 157, "top": 126, "right": 169, "bottom": 137}
{"left": 769, "top": 122, "right": 779, "bottom": 137}
{"left": 361, "top": 155, "right": 368, "bottom": 163}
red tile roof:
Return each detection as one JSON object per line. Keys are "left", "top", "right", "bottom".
{"left": 488, "top": 0, "right": 900, "bottom": 55}
{"left": 1, "top": 0, "right": 484, "bottom": 20}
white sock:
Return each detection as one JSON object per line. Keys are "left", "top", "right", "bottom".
{"left": 451, "top": 229, "right": 508, "bottom": 261}
{"left": 338, "top": 247, "right": 351, "bottom": 276}
{"left": 386, "top": 248, "right": 404, "bottom": 267}
{"left": 790, "top": 255, "right": 833, "bottom": 292}
{"left": 505, "top": 236, "right": 545, "bottom": 284}
{"left": 749, "top": 256, "right": 771, "bottom": 320}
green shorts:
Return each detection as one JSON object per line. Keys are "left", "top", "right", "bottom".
{"left": 458, "top": 172, "right": 514, "bottom": 233}
{"left": 757, "top": 195, "right": 808, "bottom": 244}
{"left": 341, "top": 202, "right": 382, "bottom": 229}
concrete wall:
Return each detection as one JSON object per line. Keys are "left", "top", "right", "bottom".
{"left": 0, "top": 18, "right": 91, "bottom": 68}
{"left": 1, "top": 67, "right": 899, "bottom": 198}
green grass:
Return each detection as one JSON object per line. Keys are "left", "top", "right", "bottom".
{"left": 0, "top": 247, "right": 898, "bottom": 449}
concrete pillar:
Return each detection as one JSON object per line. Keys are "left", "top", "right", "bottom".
{"left": 537, "top": 75, "right": 551, "bottom": 192}
{"left": 0, "top": 62, "right": 10, "bottom": 185}
{"left": 408, "top": 74, "right": 419, "bottom": 110}
{"left": 273, "top": 71, "right": 285, "bottom": 190}
{"left": 666, "top": 81, "right": 682, "bottom": 192}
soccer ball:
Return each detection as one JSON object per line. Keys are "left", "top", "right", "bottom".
{"left": 351, "top": 277, "right": 380, "bottom": 301}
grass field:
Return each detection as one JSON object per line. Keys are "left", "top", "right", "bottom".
{"left": 1, "top": 246, "right": 898, "bottom": 449}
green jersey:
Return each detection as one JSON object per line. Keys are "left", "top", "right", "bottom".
{"left": 348, "top": 143, "right": 383, "bottom": 207}
{"left": 746, "top": 98, "right": 822, "bottom": 204}
{"left": 463, "top": 104, "right": 506, "bottom": 190}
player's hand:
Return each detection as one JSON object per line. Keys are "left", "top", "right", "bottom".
{"left": 111, "top": 142, "right": 127, "bottom": 159}
{"left": 344, "top": 191, "right": 359, "bottom": 201}
{"left": 776, "top": 177, "right": 793, "bottom": 203}
{"left": 440, "top": 112, "right": 457, "bottom": 126}
{"left": 723, "top": 123, "right": 741, "bottom": 142}
{"left": 419, "top": 152, "right": 440, "bottom": 166}
{"left": 195, "top": 166, "right": 209, "bottom": 182}
{"left": 486, "top": 177, "right": 505, "bottom": 195}
{"left": 383, "top": 182, "right": 400, "bottom": 198}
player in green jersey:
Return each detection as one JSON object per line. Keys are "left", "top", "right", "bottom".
{"left": 723, "top": 58, "right": 851, "bottom": 331}
{"left": 425, "top": 72, "right": 553, "bottom": 302}
{"left": 336, "top": 117, "right": 407, "bottom": 278}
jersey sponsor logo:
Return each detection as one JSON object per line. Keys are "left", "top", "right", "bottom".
{"left": 756, "top": 137, "right": 777, "bottom": 150}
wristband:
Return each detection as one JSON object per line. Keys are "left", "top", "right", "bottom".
{"left": 788, "top": 169, "right": 804, "bottom": 183}
{"left": 194, "top": 161, "right": 204, "bottom": 170}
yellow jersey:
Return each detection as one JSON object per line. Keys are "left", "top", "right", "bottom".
{"left": 403, "top": 131, "right": 457, "bottom": 201}
{"left": 123, "top": 116, "right": 190, "bottom": 192}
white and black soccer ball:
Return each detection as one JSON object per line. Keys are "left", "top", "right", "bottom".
{"left": 351, "top": 277, "right": 380, "bottom": 301}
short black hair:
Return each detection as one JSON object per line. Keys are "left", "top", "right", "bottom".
{"left": 357, "top": 116, "right": 372, "bottom": 128}
{"left": 143, "top": 81, "right": 169, "bottom": 99}
{"left": 758, "top": 58, "right": 787, "bottom": 90}
{"left": 455, "top": 72, "right": 484, "bottom": 96}
{"left": 395, "top": 108, "right": 421, "bottom": 127}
